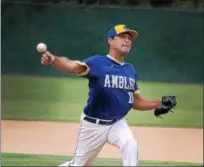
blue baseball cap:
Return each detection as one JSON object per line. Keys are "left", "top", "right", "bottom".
{"left": 107, "top": 24, "right": 138, "bottom": 39}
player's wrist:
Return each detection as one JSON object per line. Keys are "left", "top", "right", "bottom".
{"left": 51, "top": 55, "right": 57, "bottom": 65}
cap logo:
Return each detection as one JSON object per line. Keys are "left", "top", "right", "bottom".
{"left": 123, "top": 25, "right": 129, "bottom": 30}
{"left": 115, "top": 24, "right": 129, "bottom": 34}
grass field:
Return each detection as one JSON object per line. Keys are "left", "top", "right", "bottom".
{"left": 2, "top": 153, "right": 203, "bottom": 166}
{"left": 2, "top": 75, "right": 203, "bottom": 128}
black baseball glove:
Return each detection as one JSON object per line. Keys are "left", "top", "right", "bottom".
{"left": 154, "top": 96, "right": 177, "bottom": 118}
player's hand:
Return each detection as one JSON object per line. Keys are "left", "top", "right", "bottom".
{"left": 41, "top": 51, "right": 56, "bottom": 65}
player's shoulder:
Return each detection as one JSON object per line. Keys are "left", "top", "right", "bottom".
{"left": 82, "top": 54, "right": 111, "bottom": 69}
{"left": 87, "top": 54, "right": 107, "bottom": 61}
{"left": 124, "top": 62, "right": 139, "bottom": 79}
{"left": 91, "top": 54, "right": 113, "bottom": 63}
{"left": 124, "top": 61, "right": 136, "bottom": 70}
{"left": 90, "top": 54, "right": 105, "bottom": 57}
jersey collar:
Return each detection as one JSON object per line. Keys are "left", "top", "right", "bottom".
{"left": 106, "top": 54, "right": 124, "bottom": 66}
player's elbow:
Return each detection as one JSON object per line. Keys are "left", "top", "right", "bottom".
{"left": 63, "top": 58, "right": 83, "bottom": 74}
{"left": 132, "top": 99, "right": 142, "bottom": 110}
{"left": 132, "top": 103, "right": 143, "bottom": 111}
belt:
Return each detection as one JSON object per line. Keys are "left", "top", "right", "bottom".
{"left": 83, "top": 116, "right": 118, "bottom": 125}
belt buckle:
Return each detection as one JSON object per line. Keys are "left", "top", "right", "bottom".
{"left": 99, "top": 119, "right": 109, "bottom": 125}
{"left": 96, "top": 119, "right": 100, "bottom": 125}
{"left": 105, "top": 121, "right": 110, "bottom": 125}
{"left": 107, "top": 120, "right": 114, "bottom": 125}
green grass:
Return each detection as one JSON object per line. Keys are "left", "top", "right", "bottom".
{"left": 2, "top": 153, "right": 203, "bottom": 166}
{"left": 2, "top": 75, "right": 203, "bottom": 128}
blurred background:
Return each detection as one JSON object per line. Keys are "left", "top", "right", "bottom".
{"left": 1, "top": 0, "right": 203, "bottom": 127}
{"left": 1, "top": 1, "right": 203, "bottom": 165}
{"left": 1, "top": 0, "right": 203, "bottom": 83}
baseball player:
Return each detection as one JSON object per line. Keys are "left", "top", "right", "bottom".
{"left": 40, "top": 24, "right": 176, "bottom": 166}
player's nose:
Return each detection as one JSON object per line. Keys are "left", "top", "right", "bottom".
{"left": 124, "top": 39, "right": 130, "bottom": 44}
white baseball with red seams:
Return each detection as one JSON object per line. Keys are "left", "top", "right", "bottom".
{"left": 36, "top": 43, "right": 47, "bottom": 53}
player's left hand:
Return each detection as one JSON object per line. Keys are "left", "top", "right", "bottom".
{"left": 154, "top": 96, "right": 177, "bottom": 118}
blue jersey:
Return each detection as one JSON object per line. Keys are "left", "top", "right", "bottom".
{"left": 80, "top": 54, "right": 139, "bottom": 120}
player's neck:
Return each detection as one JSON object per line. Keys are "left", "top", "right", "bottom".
{"left": 108, "top": 50, "right": 126, "bottom": 64}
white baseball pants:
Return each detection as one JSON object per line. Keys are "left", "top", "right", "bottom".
{"left": 59, "top": 113, "right": 139, "bottom": 166}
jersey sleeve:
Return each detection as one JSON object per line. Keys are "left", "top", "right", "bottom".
{"left": 132, "top": 64, "right": 140, "bottom": 92}
{"left": 135, "top": 81, "right": 139, "bottom": 91}
{"left": 75, "top": 55, "right": 101, "bottom": 78}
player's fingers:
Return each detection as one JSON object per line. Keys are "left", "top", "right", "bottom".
{"left": 42, "top": 54, "right": 49, "bottom": 61}
{"left": 45, "top": 51, "right": 53, "bottom": 57}
{"left": 41, "top": 60, "right": 50, "bottom": 65}
{"left": 41, "top": 57, "right": 49, "bottom": 65}
{"left": 42, "top": 51, "right": 55, "bottom": 63}
{"left": 41, "top": 56, "right": 46, "bottom": 62}
{"left": 41, "top": 60, "right": 46, "bottom": 65}
{"left": 43, "top": 51, "right": 52, "bottom": 60}
{"left": 41, "top": 56, "right": 46, "bottom": 64}
{"left": 46, "top": 52, "right": 55, "bottom": 62}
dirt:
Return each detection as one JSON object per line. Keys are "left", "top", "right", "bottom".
{"left": 2, "top": 120, "right": 203, "bottom": 163}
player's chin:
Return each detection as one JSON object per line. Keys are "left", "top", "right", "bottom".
{"left": 121, "top": 49, "right": 130, "bottom": 55}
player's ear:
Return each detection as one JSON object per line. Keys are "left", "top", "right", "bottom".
{"left": 107, "top": 38, "right": 113, "bottom": 46}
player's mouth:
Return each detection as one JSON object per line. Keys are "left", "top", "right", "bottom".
{"left": 122, "top": 45, "right": 130, "bottom": 49}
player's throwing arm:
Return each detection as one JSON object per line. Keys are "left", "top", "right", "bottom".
{"left": 36, "top": 42, "right": 87, "bottom": 75}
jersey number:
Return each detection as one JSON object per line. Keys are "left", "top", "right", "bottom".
{"left": 128, "top": 92, "right": 134, "bottom": 104}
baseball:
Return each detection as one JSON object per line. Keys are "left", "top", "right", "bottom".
{"left": 36, "top": 43, "right": 47, "bottom": 53}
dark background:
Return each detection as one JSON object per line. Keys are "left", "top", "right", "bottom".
{"left": 1, "top": 0, "right": 203, "bottom": 83}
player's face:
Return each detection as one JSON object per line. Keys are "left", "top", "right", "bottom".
{"left": 110, "top": 33, "right": 132, "bottom": 54}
